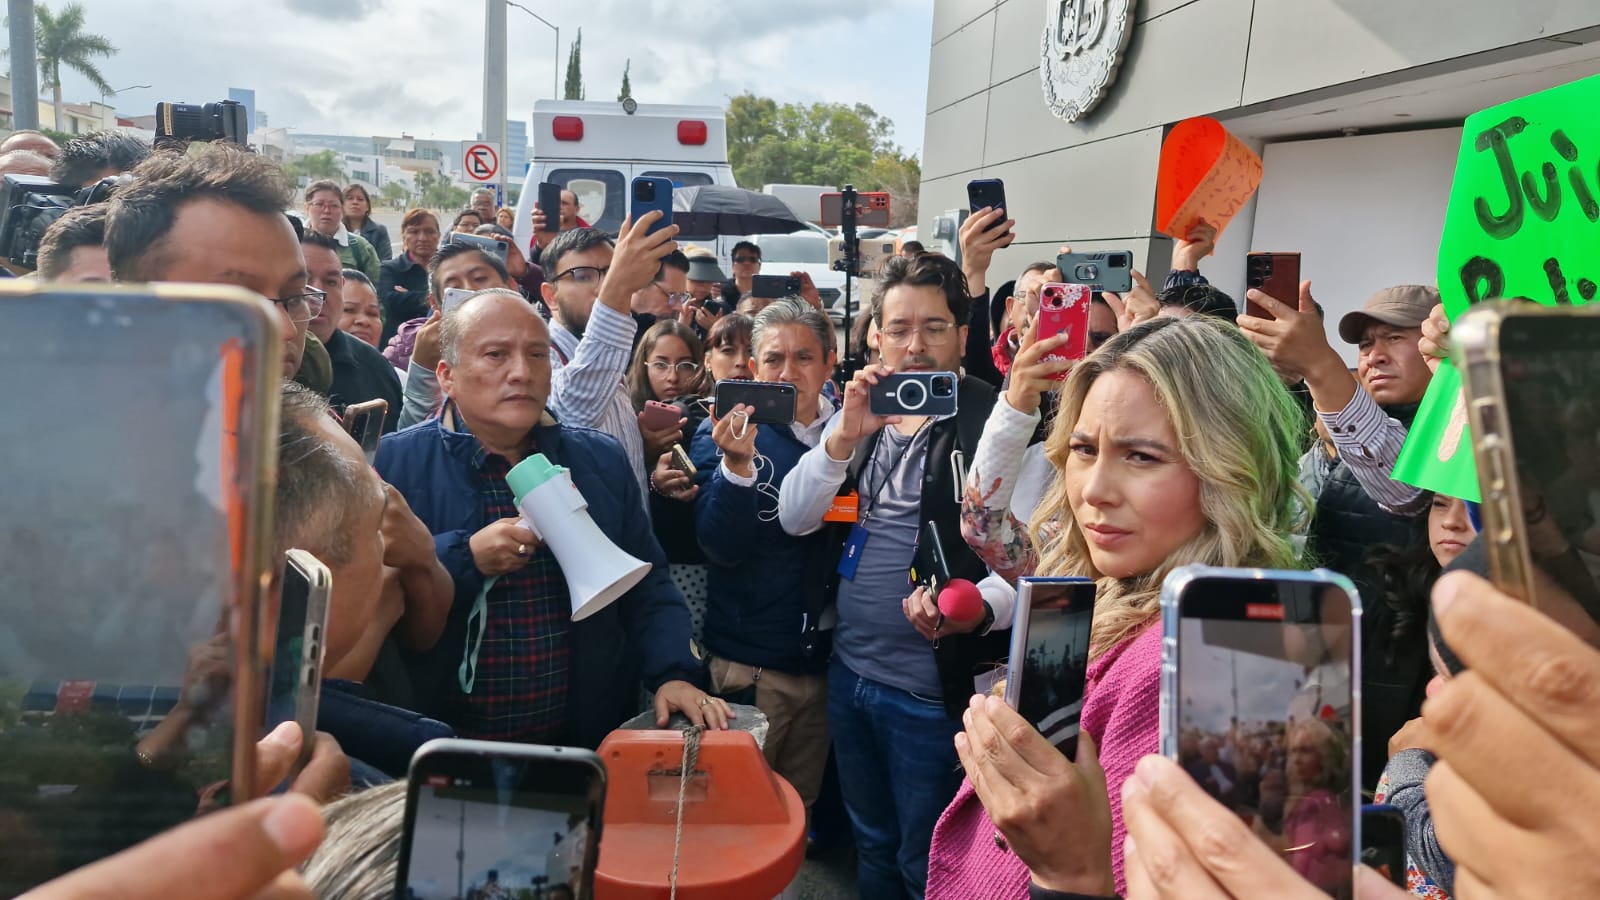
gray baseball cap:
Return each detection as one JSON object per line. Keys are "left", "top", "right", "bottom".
{"left": 1337, "top": 284, "right": 1440, "bottom": 344}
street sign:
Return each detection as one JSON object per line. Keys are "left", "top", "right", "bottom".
{"left": 462, "top": 141, "right": 501, "bottom": 183}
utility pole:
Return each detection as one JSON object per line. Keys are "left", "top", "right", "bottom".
{"left": 483, "top": 0, "right": 509, "bottom": 206}
{"left": 8, "top": 0, "right": 39, "bottom": 131}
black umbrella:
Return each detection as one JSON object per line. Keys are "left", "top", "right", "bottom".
{"left": 670, "top": 185, "right": 807, "bottom": 239}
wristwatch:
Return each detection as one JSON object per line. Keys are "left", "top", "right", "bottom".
{"left": 977, "top": 600, "right": 996, "bottom": 635}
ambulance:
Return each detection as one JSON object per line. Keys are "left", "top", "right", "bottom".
{"left": 511, "top": 99, "right": 738, "bottom": 256}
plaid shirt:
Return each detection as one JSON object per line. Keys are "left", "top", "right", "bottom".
{"left": 454, "top": 449, "right": 572, "bottom": 742}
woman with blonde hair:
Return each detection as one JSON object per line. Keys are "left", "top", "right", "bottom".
{"left": 927, "top": 315, "right": 1308, "bottom": 899}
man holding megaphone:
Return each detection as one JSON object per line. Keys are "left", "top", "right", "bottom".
{"left": 376, "top": 286, "right": 729, "bottom": 750}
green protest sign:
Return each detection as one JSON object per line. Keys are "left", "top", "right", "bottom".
{"left": 1393, "top": 72, "right": 1600, "bottom": 501}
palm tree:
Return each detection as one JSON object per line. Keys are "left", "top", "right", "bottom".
{"left": 35, "top": 2, "right": 114, "bottom": 132}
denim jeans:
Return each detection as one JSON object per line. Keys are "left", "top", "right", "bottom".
{"left": 828, "top": 657, "right": 963, "bottom": 900}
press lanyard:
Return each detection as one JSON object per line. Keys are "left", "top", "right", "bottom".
{"left": 856, "top": 420, "right": 930, "bottom": 524}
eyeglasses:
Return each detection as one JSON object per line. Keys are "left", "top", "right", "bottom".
{"left": 880, "top": 320, "right": 957, "bottom": 346}
{"left": 732, "top": 256, "right": 761, "bottom": 264}
{"left": 554, "top": 266, "right": 610, "bottom": 286}
{"left": 307, "top": 200, "right": 342, "bottom": 211}
{"left": 271, "top": 287, "right": 327, "bottom": 323}
{"left": 653, "top": 283, "right": 692, "bottom": 305}
{"left": 648, "top": 361, "right": 703, "bottom": 377}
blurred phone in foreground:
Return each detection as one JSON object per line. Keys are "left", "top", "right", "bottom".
{"left": 0, "top": 284, "right": 280, "bottom": 893}
{"left": 1161, "top": 566, "right": 1361, "bottom": 898}
{"left": 342, "top": 398, "right": 387, "bottom": 464}
{"left": 1456, "top": 303, "right": 1600, "bottom": 631}
{"left": 1005, "top": 577, "right": 1095, "bottom": 760}
{"left": 396, "top": 739, "right": 606, "bottom": 900}
{"left": 263, "top": 550, "right": 331, "bottom": 778}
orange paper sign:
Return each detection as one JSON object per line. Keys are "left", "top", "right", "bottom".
{"left": 1156, "top": 117, "right": 1263, "bottom": 242}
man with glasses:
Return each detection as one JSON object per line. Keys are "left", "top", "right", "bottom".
{"left": 539, "top": 217, "right": 681, "bottom": 503}
{"left": 778, "top": 253, "right": 1003, "bottom": 899}
{"left": 301, "top": 231, "right": 403, "bottom": 432}
{"left": 629, "top": 250, "right": 691, "bottom": 348}
{"left": 302, "top": 180, "right": 380, "bottom": 283}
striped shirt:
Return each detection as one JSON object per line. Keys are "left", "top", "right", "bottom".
{"left": 547, "top": 303, "right": 648, "bottom": 505}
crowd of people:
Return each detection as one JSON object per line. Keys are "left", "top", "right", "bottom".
{"left": 6, "top": 126, "right": 1600, "bottom": 900}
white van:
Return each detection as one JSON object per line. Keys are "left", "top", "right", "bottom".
{"left": 512, "top": 99, "right": 738, "bottom": 256}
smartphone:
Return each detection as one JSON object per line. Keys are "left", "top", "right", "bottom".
{"left": 1005, "top": 578, "right": 1096, "bottom": 759}
{"left": 396, "top": 739, "right": 606, "bottom": 900}
{"left": 752, "top": 274, "right": 801, "bottom": 299}
{"left": 668, "top": 442, "right": 697, "bottom": 478}
{"left": 967, "top": 178, "right": 1008, "bottom": 230}
{"left": 265, "top": 550, "right": 331, "bottom": 776}
{"left": 1057, "top": 251, "right": 1133, "bottom": 294}
{"left": 1161, "top": 566, "right": 1361, "bottom": 898}
{"left": 637, "top": 399, "right": 683, "bottom": 432}
{"left": 1360, "top": 804, "right": 1407, "bottom": 888}
{"left": 342, "top": 398, "right": 387, "bottom": 463}
{"left": 1456, "top": 303, "right": 1600, "bottom": 623}
{"left": 1037, "top": 283, "right": 1094, "bottom": 373}
{"left": 440, "top": 286, "right": 476, "bottom": 315}
{"left": 0, "top": 283, "right": 279, "bottom": 891}
{"left": 631, "top": 176, "right": 674, "bottom": 236}
{"left": 449, "top": 230, "right": 509, "bottom": 262}
{"left": 869, "top": 371, "right": 959, "bottom": 418}
{"left": 819, "top": 191, "right": 891, "bottom": 228}
{"left": 714, "top": 379, "right": 797, "bottom": 425}
{"left": 538, "top": 181, "right": 563, "bottom": 233}
{"left": 909, "top": 521, "right": 952, "bottom": 595}
{"left": 1245, "top": 252, "right": 1301, "bottom": 318}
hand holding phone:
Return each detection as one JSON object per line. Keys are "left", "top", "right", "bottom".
{"left": 714, "top": 379, "right": 797, "bottom": 425}
{"left": 1005, "top": 577, "right": 1096, "bottom": 758}
{"left": 1244, "top": 252, "right": 1301, "bottom": 319}
{"left": 967, "top": 178, "right": 1009, "bottom": 229}
{"left": 537, "top": 182, "right": 562, "bottom": 233}
{"left": 751, "top": 274, "right": 801, "bottom": 299}
{"left": 448, "top": 231, "right": 509, "bottom": 262}
{"left": 631, "top": 176, "right": 674, "bottom": 236}
{"left": 637, "top": 399, "right": 683, "bottom": 432}
{"left": 1036, "top": 283, "right": 1093, "bottom": 373}
{"left": 869, "top": 371, "right": 959, "bottom": 417}
{"left": 1057, "top": 251, "right": 1134, "bottom": 294}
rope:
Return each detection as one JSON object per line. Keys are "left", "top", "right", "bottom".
{"left": 669, "top": 724, "right": 705, "bottom": 899}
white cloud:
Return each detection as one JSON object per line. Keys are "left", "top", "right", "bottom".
{"left": 62, "top": 0, "right": 933, "bottom": 153}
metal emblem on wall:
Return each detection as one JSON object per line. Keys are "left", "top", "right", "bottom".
{"left": 1041, "top": 0, "right": 1136, "bottom": 122}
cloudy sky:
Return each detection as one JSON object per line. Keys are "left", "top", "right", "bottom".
{"left": 59, "top": 0, "right": 933, "bottom": 154}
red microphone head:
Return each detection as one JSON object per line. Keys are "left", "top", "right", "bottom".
{"left": 937, "top": 578, "right": 985, "bottom": 623}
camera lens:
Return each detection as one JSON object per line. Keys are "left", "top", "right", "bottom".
{"left": 1109, "top": 253, "right": 1129, "bottom": 268}
{"left": 1075, "top": 264, "right": 1099, "bottom": 281}
{"left": 636, "top": 182, "right": 655, "bottom": 201}
{"left": 931, "top": 375, "right": 955, "bottom": 398}
{"left": 895, "top": 379, "right": 927, "bottom": 411}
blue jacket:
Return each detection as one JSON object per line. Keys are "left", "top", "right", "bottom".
{"left": 318, "top": 679, "right": 453, "bottom": 785}
{"left": 690, "top": 415, "right": 832, "bottom": 675}
{"left": 375, "top": 413, "right": 704, "bottom": 749}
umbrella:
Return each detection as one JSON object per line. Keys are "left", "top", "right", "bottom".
{"left": 670, "top": 185, "right": 807, "bottom": 239}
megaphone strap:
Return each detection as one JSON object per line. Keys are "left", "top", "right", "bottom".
{"left": 459, "top": 575, "right": 498, "bottom": 694}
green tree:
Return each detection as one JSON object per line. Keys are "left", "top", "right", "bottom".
{"left": 378, "top": 180, "right": 412, "bottom": 209}
{"left": 35, "top": 2, "right": 115, "bottom": 132}
{"left": 563, "top": 28, "right": 585, "bottom": 101}
{"left": 415, "top": 170, "right": 469, "bottom": 213}
{"left": 618, "top": 59, "right": 632, "bottom": 102}
{"left": 286, "top": 149, "right": 344, "bottom": 183}
{"left": 725, "top": 93, "right": 921, "bottom": 224}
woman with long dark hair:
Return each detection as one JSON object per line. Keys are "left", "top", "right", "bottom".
{"left": 341, "top": 184, "right": 391, "bottom": 260}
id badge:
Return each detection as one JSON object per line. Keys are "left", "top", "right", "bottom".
{"left": 837, "top": 523, "right": 870, "bottom": 580}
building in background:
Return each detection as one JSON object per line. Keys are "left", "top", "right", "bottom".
{"left": 227, "top": 87, "right": 257, "bottom": 134}
{"left": 506, "top": 118, "right": 530, "bottom": 188}
{"left": 920, "top": 1, "right": 1600, "bottom": 359}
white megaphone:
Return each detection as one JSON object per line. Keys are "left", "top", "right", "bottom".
{"left": 506, "top": 453, "right": 651, "bottom": 621}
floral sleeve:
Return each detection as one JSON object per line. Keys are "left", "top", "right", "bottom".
{"left": 961, "top": 397, "right": 1044, "bottom": 583}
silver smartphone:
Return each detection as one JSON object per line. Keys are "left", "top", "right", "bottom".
{"left": 1005, "top": 577, "right": 1096, "bottom": 760}
{"left": 396, "top": 739, "right": 607, "bottom": 900}
{"left": 265, "top": 550, "right": 331, "bottom": 777}
{"left": 1161, "top": 566, "right": 1361, "bottom": 898}
{"left": 441, "top": 287, "right": 475, "bottom": 314}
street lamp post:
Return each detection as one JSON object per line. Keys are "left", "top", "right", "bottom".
{"left": 506, "top": 0, "right": 560, "bottom": 99}
{"left": 100, "top": 83, "right": 152, "bottom": 103}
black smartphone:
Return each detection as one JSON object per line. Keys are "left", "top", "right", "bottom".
{"left": 1361, "top": 804, "right": 1407, "bottom": 888}
{"left": 751, "top": 274, "right": 801, "bottom": 299}
{"left": 449, "top": 230, "right": 509, "bottom": 262}
{"left": 1056, "top": 251, "right": 1134, "bottom": 294}
{"left": 1005, "top": 578, "right": 1096, "bottom": 759}
{"left": 630, "top": 176, "right": 674, "bottom": 236}
{"left": 869, "top": 371, "right": 959, "bottom": 418}
{"left": 967, "top": 178, "right": 1008, "bottom": 228}
{"left": 909, "top": 521, "right": 952, "bottom": 595}
{"left": 1161, "top": 566, "right": 1361, "bottom": 898}
{"left": 0, "top": 283, "right": 279, "bottom": 892}
{"left": 714, "top": 379, "right": 797, "bottom": 425}
{"left": 396, "top": 739, "right": 606, "bottom": 900}
{"left": 342, "top": 398, "right": 387, "bottom": 462}
{"left": 264, "top": 550, "right": 331, "bottom": 777}
{"left": 538, "top": 181, "right": 563, "bottom": 233}
{"left": 1245, "top": 252, "right": 1301, "bottom": 318}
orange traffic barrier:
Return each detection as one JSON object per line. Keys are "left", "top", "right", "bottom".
{"left": 1155, "top": 116, "right": 1263, "bottom": 243}
{"left": 595, "top": 729, "right": 806, "bottom": 899}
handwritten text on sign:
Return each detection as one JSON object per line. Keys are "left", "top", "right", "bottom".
{"left": 1392, "top": 72, "right": 1600, "bottom": 501}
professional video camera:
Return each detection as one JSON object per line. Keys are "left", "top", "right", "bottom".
{"left": 0, "top": 99, "right": 250, "bottom": 271}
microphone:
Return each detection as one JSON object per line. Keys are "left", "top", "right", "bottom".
{"left": 937, "top": 578, "right": 985, "bottom": 624}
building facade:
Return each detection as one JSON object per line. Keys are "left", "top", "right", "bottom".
{"left": 920, "top": 0, "right": 1600, "bottom": 357}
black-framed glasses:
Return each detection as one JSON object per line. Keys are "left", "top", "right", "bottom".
{"left": 647, "top": 360, "right": 703, "bottom": 377}
{"left": 732, "top": 255, "right": 761, "bottom": 264}
{"left": 554, "top": 266, "right": 610, "bottom": 286}
{"left": 271, "top": 287, "right": 326, "bottom": 323}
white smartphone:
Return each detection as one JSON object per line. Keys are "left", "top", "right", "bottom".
{"left": 442, "top": 287, "right": 475, "bottom": 314}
